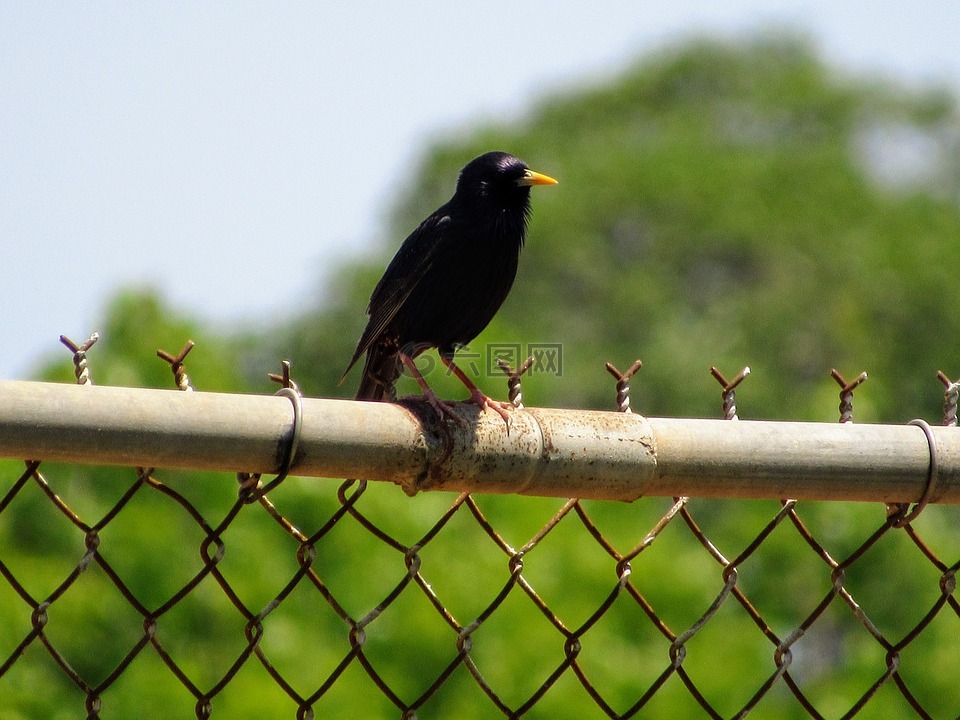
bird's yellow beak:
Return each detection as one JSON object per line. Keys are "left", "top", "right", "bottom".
{"left": 517, "top": 169, "right": 558, "bottom": 187}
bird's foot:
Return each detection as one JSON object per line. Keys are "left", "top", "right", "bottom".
{"left": 466, "top": 389, "right": 513, "bottom": 429}
{"left": 422, "top": 388, "right": 469, "bottom": 427}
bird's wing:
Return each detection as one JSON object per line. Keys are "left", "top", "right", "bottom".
{"left": 340, "top": 212, "right": 451, "bottom": 380}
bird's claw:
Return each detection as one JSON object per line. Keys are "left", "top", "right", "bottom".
{"left": 422, "top": 388, "right": 470, "bottom": 427}
{"left": 467, "top": 389, "right": 513, "bottom": 429}
{"left": 419, "top": 388, "right": 513, "bottom": 430}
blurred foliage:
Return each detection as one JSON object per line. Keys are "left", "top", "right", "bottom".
{"left": 37, "top": 289, "right": 252, "bottom": 393}
{"left": 4, "top": 34, "right": 960, "bottom": 718}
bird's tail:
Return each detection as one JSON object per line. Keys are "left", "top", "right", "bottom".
{"left": 354, "top": 344, "right": 402, "bottom": 401}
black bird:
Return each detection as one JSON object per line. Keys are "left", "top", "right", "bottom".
{"left": 341, "top": 151, "right": 557, "bottom": 423}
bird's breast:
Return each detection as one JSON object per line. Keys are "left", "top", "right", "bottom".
{"left": 395, "top": 225, "right": 522, "bottom": 348}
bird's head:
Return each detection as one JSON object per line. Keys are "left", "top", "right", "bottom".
{"left": 455, "top": 151, "right": 557, "bottom": 208}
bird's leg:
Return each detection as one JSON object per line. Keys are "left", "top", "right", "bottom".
{"left": 399, "top": 353, "right": 467, "bottom": 426}
{"left": 439, "top": 355, "right": 513, "bottom": 427}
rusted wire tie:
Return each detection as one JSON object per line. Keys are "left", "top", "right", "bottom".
{"left": 273, "top": 387, "right": 303, "bottom": 479}
{"left": 239, "top": 386, "right": 303, "bottom": 501}
{"left": 892, "top": 419, "right": 940, "bottom": 527}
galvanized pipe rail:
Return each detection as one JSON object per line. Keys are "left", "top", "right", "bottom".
{"left": 0, "top": 380, "right": 956, "bottom": 504}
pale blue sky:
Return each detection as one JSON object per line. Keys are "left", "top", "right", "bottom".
{"left": 2, "top": 2, "right": 958, "bottom": 379}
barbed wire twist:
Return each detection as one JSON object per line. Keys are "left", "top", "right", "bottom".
{"left": 60, "top": 332, "right": 99, "bottom": 385}
{"left": 831, "top": 368, "right": 868, "bottom": 423}
{"left": 710, "top": 366, "right": 750, "bottom": 420}
{"left": 496, "top": 356, "right": 534, "bottom": 408}
{"left": 158, "top": 341, "right": 196, "bottom": 391}
{"left": 937, "top": 370, "right": 959, "bottom": 426}
{"left": 605, "top": 359, "right": 643, "bottom": 414}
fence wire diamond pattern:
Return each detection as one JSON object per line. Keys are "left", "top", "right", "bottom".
{"left": 2, "top": 461, "right": 958, "bottom": 718}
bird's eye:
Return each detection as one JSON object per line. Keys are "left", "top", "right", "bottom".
{"left": 515, "top": 168, "right": 558, "bottom": 187}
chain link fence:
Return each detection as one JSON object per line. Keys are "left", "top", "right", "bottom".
{"left": 1, "top": 335, "right": 958, "bottom": 719}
